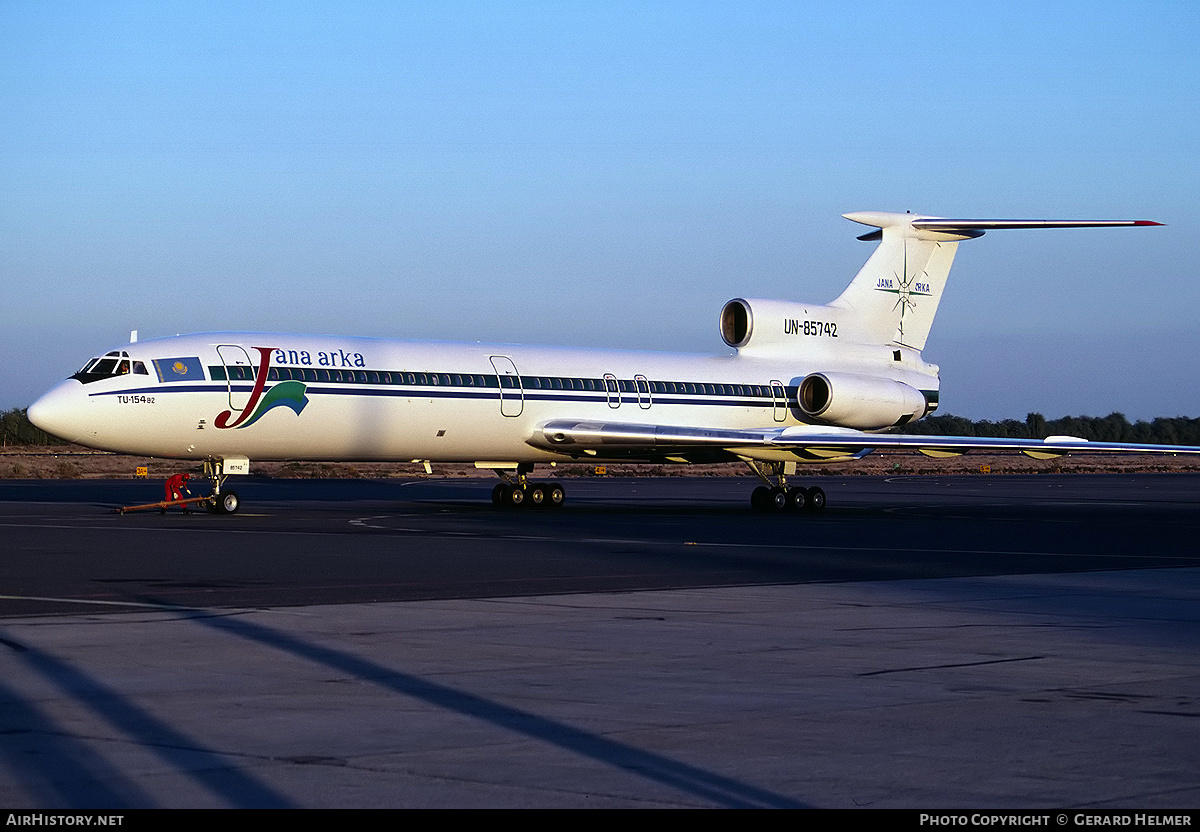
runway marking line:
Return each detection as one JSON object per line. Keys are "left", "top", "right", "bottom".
{"left": 857, "top": 655, "right": 1045, "bottom": 676}
{"left": 0, "top": 595, "right": 197, "bottom": 611}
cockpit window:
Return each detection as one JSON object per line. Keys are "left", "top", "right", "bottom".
{"left": 70, "top": 350, "right": 143, "bottom": 385}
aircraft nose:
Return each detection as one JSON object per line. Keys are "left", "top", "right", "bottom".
{"left": 27, "top": 381, "right": 86, "bottom": 444}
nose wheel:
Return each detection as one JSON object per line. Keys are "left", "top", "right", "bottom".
{"left": 215, "top": 489, "right": 241, "bottom": 515}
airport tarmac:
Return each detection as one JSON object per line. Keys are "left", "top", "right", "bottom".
{"left": 0, "top": 475, "right": 1198, "bottom": 808}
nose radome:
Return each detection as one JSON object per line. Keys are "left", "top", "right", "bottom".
{"left": 27, "top": 381, "right": 85, "bottom": 444}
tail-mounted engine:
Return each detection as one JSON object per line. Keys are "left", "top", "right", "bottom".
{"left": 720, "top": 298, "right": 849, "bottom": 353}
{"left": 798, "top": 372, "right": 927, "bottom": 430}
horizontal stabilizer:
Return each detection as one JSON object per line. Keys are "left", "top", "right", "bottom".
{"left": 911, "top": 218, "right": 1163, "bottom": 233}
{"left": 845, "top": 212, "right": 1163, "bottom": 234}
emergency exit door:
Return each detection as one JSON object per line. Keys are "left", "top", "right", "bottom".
{"left": 770, "top": 380, "right": 787, "bottom": 422}
{"left": 489, "top": 355, "right": 524, "bottom": 417}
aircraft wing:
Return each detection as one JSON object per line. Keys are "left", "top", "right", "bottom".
{"left": 529, "top": 420, "right": 1200, "bottom": 463}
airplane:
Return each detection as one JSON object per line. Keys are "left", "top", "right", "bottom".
{"left": 27, "top": 211, "right": 1200, "bottom": 515}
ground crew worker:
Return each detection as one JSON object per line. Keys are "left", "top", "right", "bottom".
{"left": 163, "top": 472, "right": 193, "bottom": 514}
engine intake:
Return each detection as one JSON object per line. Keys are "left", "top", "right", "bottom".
{"left": 719, "top": 299, "right": 753, "bottom": 348}
{"left": 798, "top": 372, "right": 926, "bottom": 430}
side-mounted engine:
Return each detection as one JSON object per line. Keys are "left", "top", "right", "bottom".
{"left": 797, "top": 372, "right": 928, "bottom": 430}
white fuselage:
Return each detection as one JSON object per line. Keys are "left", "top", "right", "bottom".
{"left": 30, "top": 331, "right": 940, "bottom": 464}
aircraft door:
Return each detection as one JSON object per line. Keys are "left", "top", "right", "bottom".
{"left": 217, "top": 345, "right": 256, "bottom": 411}
{"left": 489, "top": 355, "right": 524, "bottom": 417}
{"left": 634, "top": 375, "right": 652, "bottom": 410}
{"left": 770, "top": 380, "right": 787, "bottom": 422}
{"left": 603, "top": 374, "right": 620, "bottom": 409}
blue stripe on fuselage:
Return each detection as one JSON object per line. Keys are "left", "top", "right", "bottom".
{"left": 87, "top": 383, "right": 780, "bottom": 409}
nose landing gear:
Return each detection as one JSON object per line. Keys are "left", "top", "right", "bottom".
{"left": 202, "top": 458, "right": 242, "bottom": 515}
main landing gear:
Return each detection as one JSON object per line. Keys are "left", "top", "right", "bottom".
{"left": 491, "top": 464, "right": 566, "bottom": 510}
{"left": 744, "top": 460, "right": 826, "bottom": 513}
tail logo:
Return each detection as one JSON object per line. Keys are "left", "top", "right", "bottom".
{"left": 215, "top": 346, "right": 310, "bottom": 430}
{"left": 874, "top": 241, "right": 932, "bottom": 342}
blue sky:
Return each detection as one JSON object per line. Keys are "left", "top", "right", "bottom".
{"left": 3, "top": 1, "right": 1198, "bottom": 420}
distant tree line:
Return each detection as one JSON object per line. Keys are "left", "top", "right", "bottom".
{"left": 1, "top": 408, "right": 55, "bottom": 446}
{"left": 903, "top": 412, "right": 1200, "bottom": 446}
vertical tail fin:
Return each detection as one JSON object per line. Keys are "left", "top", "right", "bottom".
{"left": 830, "top": 212, "right": 1162, "bottom": 351}
{"left": 830, "top": 212, "right": 970, "bottom": 351}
